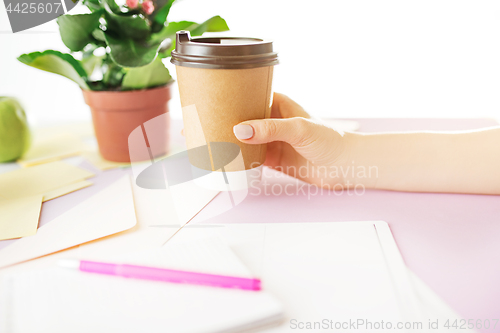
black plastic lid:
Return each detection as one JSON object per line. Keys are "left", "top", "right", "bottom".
{"left": 170, "top": 31, "right": 278, "bottom": 69}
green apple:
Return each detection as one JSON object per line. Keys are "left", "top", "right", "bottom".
{"left": 0, "top": 97, "right": 31, "bottom": 162}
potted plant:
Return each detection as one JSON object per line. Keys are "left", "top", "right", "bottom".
{"left": 18, "top": 0, "right": 228, "bottom": 162}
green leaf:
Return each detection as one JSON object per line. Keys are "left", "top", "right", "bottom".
{"left": 151, "top": 16, "right": 229, "bottom": 43}
{"left": 92, "top": 29, "right": 106, "bottom": 42}
{"left": 81, "top": 55, "right": 103, "bottom": 76}
{"left": 101, "top": 0, "right": 119, "bottom": 11}
{"left": 83, "top": 0, "right": 101, "bottom": 12}
{"left": 17, "top": 50, "right": 89, "bottom": 90}
{"left": 158, "top": 41, "right": 175, "bottom": 58}
{"left": 104, "top": 32, "right": 162, "bottom": 67}
{"left": 102, "top": 62, "right": 126, "bottom": 87}
{"left": 57, "top": 10, "right": 104, "bottom": 51}
{"left": 152, "top": 20, "right": 195, "bottom": 42}
{"left": 122, "top": 57, "right": 172, "bottom": 90}
{"left": 102, "top": 0, "right": 150, "bottom": 40}
{"left": 190, "top": 16, "right": 229, "bottom": 36}
{"left": 151, "top": 0, "right": 174, "bottom": 25}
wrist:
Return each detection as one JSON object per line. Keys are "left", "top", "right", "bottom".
{"left": 339, "top": 132, "right": 379, "bottom": 190}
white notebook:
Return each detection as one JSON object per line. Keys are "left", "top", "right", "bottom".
{"left": 0, "top": 236, "right": 283, "bottom": 333}
{"left": 185, "top": 221, "right": 469, "bottom": 333}
{"left": 180, "top": 221, "right": 424, "bottom": 332}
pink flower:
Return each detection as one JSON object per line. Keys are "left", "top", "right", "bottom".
{"left": 142, "top": 0, "right": 154, "bottom": 14}
{"left": 126, "top": 0, "right": 138, "bottom": 9}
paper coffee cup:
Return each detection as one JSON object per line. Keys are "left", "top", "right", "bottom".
{"left": 171, "top": 31, "right": 278, "bottom": 175}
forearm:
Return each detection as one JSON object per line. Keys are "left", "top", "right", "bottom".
{"left": 345, "top": 127, "right": 500, "bottom": 194}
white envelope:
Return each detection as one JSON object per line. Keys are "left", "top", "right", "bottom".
{"left": 0, "top": 176, "right": 137, "bottom": 269}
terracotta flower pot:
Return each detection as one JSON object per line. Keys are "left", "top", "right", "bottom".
{"left": 82, "top": 85, "right": 171, "bottom": 162}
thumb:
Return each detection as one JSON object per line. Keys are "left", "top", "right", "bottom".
{"left": 233, "top": 117, "right": 311, "bottom": 147}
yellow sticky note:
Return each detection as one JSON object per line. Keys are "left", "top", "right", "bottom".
{"left": 35, "top": 122, "right": 95, "bottom": 141}
{"left": 0, "top": 161, "right": 94, "bottom": 199}
{"left": 42, "top": 180, "right": 93, "bottom": 202}
{"left": 0, "top": 195, "right": 43, "bottom": 241}
{"left": 82, "top": 150, "right": 130, "bottom": 171}
{"left": 18, "top": 134, "right": 89, "bottom": 167}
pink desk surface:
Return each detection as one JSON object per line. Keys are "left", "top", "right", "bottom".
{"left": 191, "top": 118, "right": 500, "bottom": 330}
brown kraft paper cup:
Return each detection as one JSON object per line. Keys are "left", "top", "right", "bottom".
{"left": 171, "top": 31, "right": 278, "bottom": 172}
{"left": 176, "top": 66, "right": 273, "bottom": 171}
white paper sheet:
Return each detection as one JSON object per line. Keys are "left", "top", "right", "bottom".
{"left": 0, "top": 236, "right": 283, "bottom": 333}
{"left": 183, "top": 221, "right": 470, "bottom": 333}
{"left": 171, "top": 222, "right": 425, "bottom": 331}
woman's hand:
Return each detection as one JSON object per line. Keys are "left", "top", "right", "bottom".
{"left": 233, "top": 93, "right": 355, "bottom": 189}
{"left": 232, "top": 92, "right": 500, "bottom": 195}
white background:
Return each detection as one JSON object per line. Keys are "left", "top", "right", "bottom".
{"left": 1, "top": 0, "right": 500, "bottom": 126}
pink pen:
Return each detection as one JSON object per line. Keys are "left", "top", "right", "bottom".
{"left": 58, "top": 259, "right": 261, "bottom": 291}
